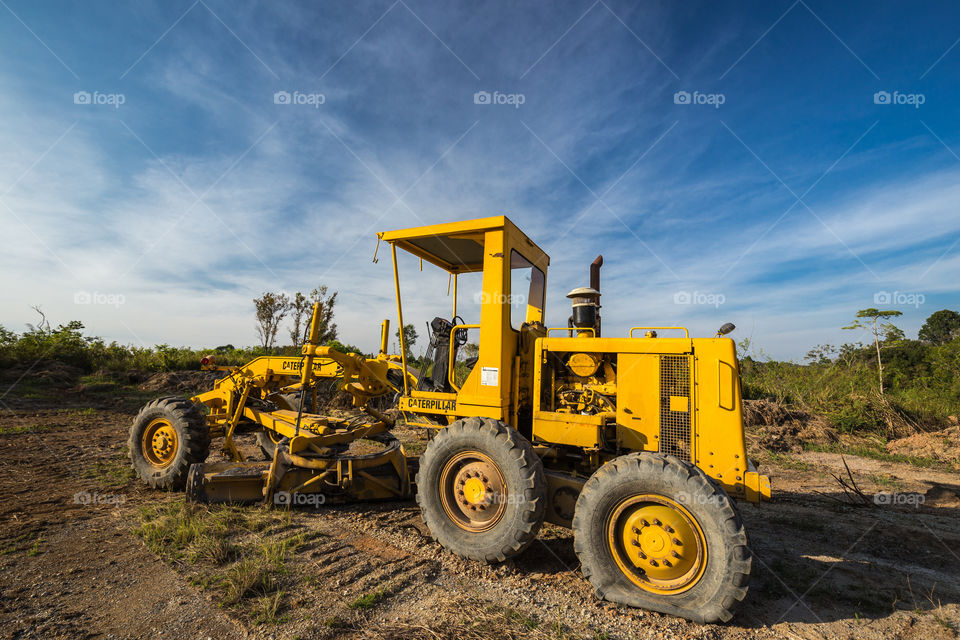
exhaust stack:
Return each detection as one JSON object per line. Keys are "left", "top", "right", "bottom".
{"left": 567, "top": 255, "right": 603, "bottom": 337}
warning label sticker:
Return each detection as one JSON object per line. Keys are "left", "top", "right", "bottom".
{"left": 481, "top": 367, "right": 499, "bottom": 386}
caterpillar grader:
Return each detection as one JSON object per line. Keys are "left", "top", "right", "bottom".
{"left": 128, "top": 215, "right": 770, "bottom": 623}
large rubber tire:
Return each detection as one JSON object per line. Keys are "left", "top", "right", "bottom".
{"left": 416, "top": 417, "right": 546, "bottom": 562}
{"left": 573, "top": 453, "right": 751, "bottom": 623}
{"left": 256, "top": 430, "right": 283, "bottom": 459}
{"left": 274, "top": 392, "right": 302, "bottom": 411}
{"left": 257, "top": 392, "right": 301, "bottom": 458}
{"left": 128, "top": 397, "right": 210, "bottom": 490}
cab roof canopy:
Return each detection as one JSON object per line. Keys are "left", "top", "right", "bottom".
{"left": 379, "top": 215, "right": 549, "bottom": 274}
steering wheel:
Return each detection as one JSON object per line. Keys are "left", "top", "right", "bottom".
{"left": 452, "top": 315, "right": 469, "bottom": 348}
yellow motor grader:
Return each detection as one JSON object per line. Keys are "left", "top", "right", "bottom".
{"left": 128, "top": 215, "right": 770, "bottom": 623}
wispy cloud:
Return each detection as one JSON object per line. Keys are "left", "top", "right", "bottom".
{"left": 0, "top": 1, "right": 958, "bottom": 360}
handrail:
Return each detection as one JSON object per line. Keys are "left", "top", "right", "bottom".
{"left": 545, "top": 327, "right": 596, "bottom": 337}
{"left": 448, "top": 324, "right": 480, "bottom": 392}
{"left": 629, "top": 326, "right": 689, "bottom": 338}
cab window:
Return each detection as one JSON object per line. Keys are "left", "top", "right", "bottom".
{"left": 510, "top": 250, "right": 545, "bottom": 330}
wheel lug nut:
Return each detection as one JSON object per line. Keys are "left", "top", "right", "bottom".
{"left": 639, "top": 519, "right": 649, "bottom": 527}
{"left": 631, "top": 526, "right": 640, "bottom": 534}
{"left": 662, "top": 559, "right": 672, "bottom": 567}
{"left": 672, "top": 538, "right": 683, "bottom": 546}
{"left": 649, "top": 559, "right": 658, "bottom": 567}
{"left": 630, "top": 539, "right": 640, "bottom": 547}
{"left": 638, "top": 551, "right": 646, "bottom": 559}
{"left": 652, "top": 519, "right": 661, "bottom": 526}
{"left": 671, "top": 550, "right": 680, "bottom": 558}
{"left": 663, "top": 525, "right": 674, "bottom": 533}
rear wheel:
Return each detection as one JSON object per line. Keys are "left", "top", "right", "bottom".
{"left": 416, "top": 417, "right": 546, "bottom": 562}
{"left": 573, "top": 452, "right": 751, "bottom": 623}
{"left": 128, "top": 397, "right": 210, "bottom": 490}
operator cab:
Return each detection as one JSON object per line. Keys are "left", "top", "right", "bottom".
{"left": 378, "top": 216, "right": 549, "bottom": 427}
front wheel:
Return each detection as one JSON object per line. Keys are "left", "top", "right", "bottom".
{"left": 128, "top": 397, "right": 210, "bottom": 490}
{"left": 572, "top": 453, "right": 751, "bottom": 623}
{"left": 416, "top": 417, "right": 546, "bottom": 562}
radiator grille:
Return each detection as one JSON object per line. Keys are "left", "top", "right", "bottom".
{"left": 659, "top": 355, "right": 692, "bottom": 461}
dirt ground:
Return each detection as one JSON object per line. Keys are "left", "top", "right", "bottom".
{"left": 1, "top": 371, "right": 959, "bottom": 639}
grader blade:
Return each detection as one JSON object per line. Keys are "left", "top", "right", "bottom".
{"left": 186, "top": 433, "right": 412, "bottom": 506}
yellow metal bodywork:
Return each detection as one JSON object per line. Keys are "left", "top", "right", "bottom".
{"left": 381, "top": 215, "right": 770, "bottom": 506}
{"left": 525, "top": 335, "right": 768, "bottom": 501}
{"left": 187, "top": 312, "right": 414, "bottom": 505}
{"left": 184, "top": 215, "right": 769, "bottom": 512}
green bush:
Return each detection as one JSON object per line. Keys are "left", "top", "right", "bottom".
{"left": 0, "top": 321, "right": 379, "bottom": 375}
{"left": 741, "top": 338, "right": 960, "bottom": 435}
{"left": 0, "top": 322, "right": 264, "bottom": 373}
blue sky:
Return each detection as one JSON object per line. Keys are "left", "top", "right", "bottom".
{"left": 1, "top": 0, "right": 958, "bottom": 360}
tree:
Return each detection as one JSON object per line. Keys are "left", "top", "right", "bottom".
{"left": 919, "top": 309, "right": 960, "bottom": 346}
{"left": 395, "top": 323, "right": 418, "bottom": 361}
{"left": 310, "top": 286, "right": 339, "bottom": 345}
{"left": 288, "top": 286, "right": 339, "bottom": 347}
{"left": 288, "top": 292, "right": 310, "bottom": 347}
{"left": 253, "top": 292, "right": 291, "bottom": 353}
{"left": 460, "top": 342, "right": 479, "bottom": 360}
{"left": 843, "top": 308, "right": 903, "bottom": 394}
{"left": 804, "top": 344, "right": 836, "bottom": 365}
{"left": 326, "top": 339, "right": 364, "bottom": 356}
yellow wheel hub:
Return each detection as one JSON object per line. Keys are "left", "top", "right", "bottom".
{"left": 142, "top": 418, "right": 178, "bottom": 468}
{"left": 439, "top": 451, "right": 507, "bottom": 533}
{"left": 463, "top": 477, "right": 487, "bottom": 504}
{"left": 607, "top": 495, "right": 706, "bottom": 594}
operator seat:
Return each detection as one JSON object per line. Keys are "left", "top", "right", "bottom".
{"left": 418, "top": 316, "right": 469, "bottom": 393}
